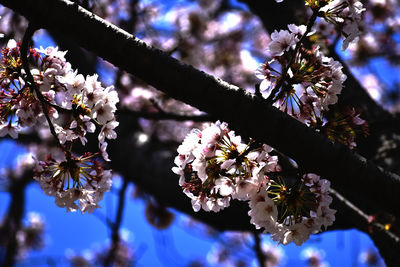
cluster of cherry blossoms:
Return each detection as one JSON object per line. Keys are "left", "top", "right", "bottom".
{"left": 34, "top": 152, "right": 112, "bottom": 213}
{"left": 0, "top": 39, "right": 118, "bottom": 213}
{"left": 274, "top": 0, "right": 366, "bottom": 53}
{"left": 173, "top": 122, "right": 336, "bottom": 245}
{"left": 249, "top": 173, "right": 335, "bottom": 246}
{"left": 256, "top": 24, "right": 347, "bottom": 123}
{"left": 318, "top": 0, "right": 365, "bottom": 50}
{"left": 282, "top": 0, "right": 365, "bottom": 49}
{"left": 172, "top": 121, "right": 279, "bottom": 212}
{"left": 256, "top": 1, "right": 368, "bottom": 148}
{"left": 0, "top": 39, "right": 119, "bottom": 152}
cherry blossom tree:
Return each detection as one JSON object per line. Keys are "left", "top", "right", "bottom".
{"left": 1, "top": 0, "right": 400, "bottom": 266}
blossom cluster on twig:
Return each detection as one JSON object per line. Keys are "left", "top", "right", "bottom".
{"left": 256, "top": 24, "right": 346, "bottom": 120}
{"left": 256, "top": 1, "right": 368, "bottom": 148}
{"left": 0, "top": 38, "right": 118, "bottom": 213}
{"left": 173, "top": 122, "right": 336, "bottom": 245}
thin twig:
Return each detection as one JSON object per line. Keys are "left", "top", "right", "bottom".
{"left": 103, "top": 179, "right": 129, "bottom": 267}
{"left": 253, "top": 231, "right": 265, "bottom": 267}
{"left": 20, "top": 22, "right": 65, "bottom": 152}
{"left": 330, "top": 188, "right": 400, "bottom": 243}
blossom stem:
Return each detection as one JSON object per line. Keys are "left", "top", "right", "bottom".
{"left": 20, "top": 22, "right": 66, "bottom": 153}
{"left": 266, "top": 9, "right": 319, "bottom": 104}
